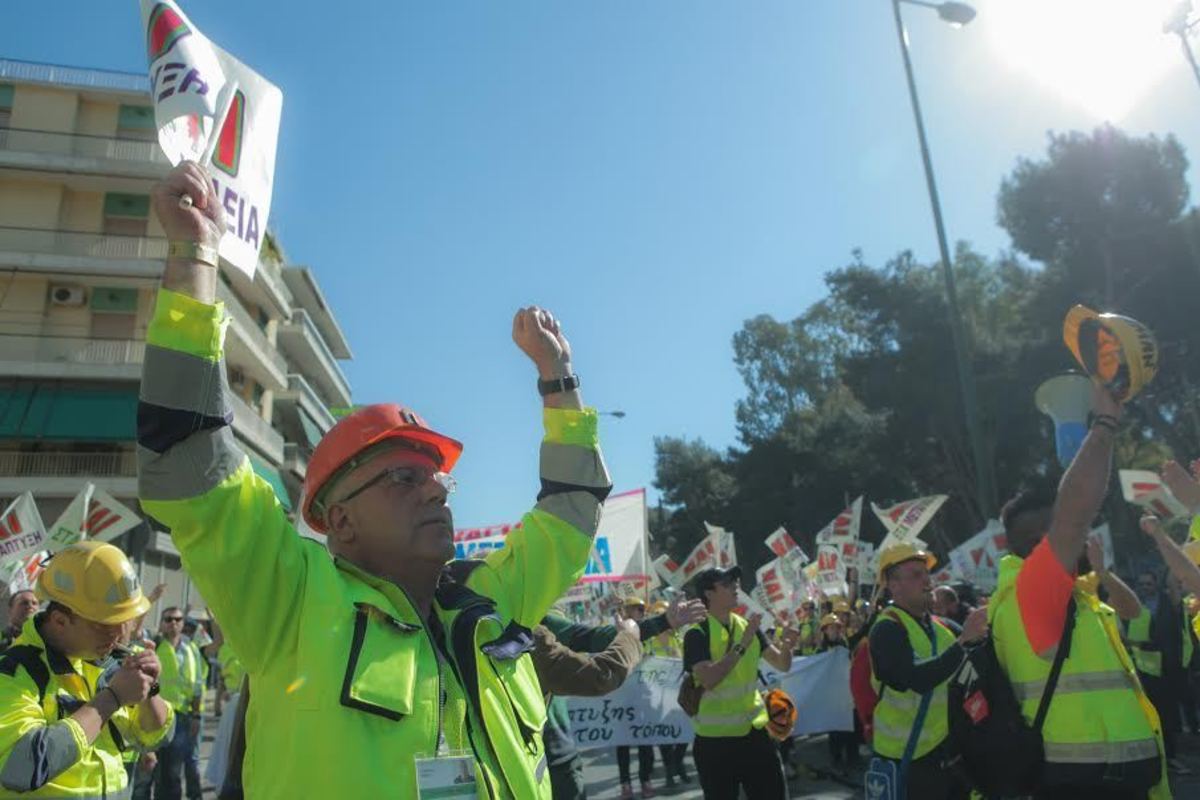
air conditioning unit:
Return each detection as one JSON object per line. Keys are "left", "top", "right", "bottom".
{"left": 229, "top": 367, "right": 246, "bottom": 389}
{"left": 49, "top": 285, "right": 87, "bottom": 307}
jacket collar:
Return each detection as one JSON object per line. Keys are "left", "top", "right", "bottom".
{"left": 21, "top": 614, "right": 82, "bottom": 677}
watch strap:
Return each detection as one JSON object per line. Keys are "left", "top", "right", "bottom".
{"left": 168, "top": 240, "right": 220, "bottom": 268}
{"left": 537, "top": 374, "right": 580, "bottom": 396}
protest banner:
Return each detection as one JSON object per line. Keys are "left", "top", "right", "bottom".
{"left": 765, "top": 527, "right": 808, "bottom": 565}
{"left": 140, "top": 0, "right": 283, "bottom": 277}
{"left": 1118, "top": 470, "right": 1191, "bottom": 520}
{"left": 0, "top": 493, "right": 48, "bottom": 567}
{"left": 871, "top": 495, "right": 948, "bottom": 543}
{"left": 453, "top": 489, "right": 650, "bottom": 583}
{"left": 651, "top": 554, "right": 684, "bottom": 589}
{"left": 46, "top": 484, "right": 142, "bottom": 552}
{"left": 815, "top": 497, "right": 862, "bottom": 545}
{"left": 565, "top": 651, "right": 853, "bottom": 748}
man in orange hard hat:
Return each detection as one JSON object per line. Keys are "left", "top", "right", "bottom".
{"left": 138, "top": 161, "right": 613, "bottom": 798}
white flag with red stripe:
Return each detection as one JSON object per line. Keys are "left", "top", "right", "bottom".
{"left": 48, "top": 484, "right": 142, "bottom": 550}
{"left": 815, "top": 497, "right": 863, "bottom": 545}
{"left": 139, "top": 0, "right": 283, "bottom": 277}
{"left": 0, "top": 493, "right": 48, "bottom": 567}
{"left": 1119, "top": 470, "right": 1191, "bottom": 520}
{"left": 871, "top": 495, "right": 948, "bottom": 543}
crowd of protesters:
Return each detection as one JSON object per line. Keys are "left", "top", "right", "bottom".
{"left": 0, "top": 162, "right": 1196, "bottom": 800}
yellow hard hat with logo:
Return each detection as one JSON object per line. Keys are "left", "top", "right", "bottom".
{"left": 877, "top": 543, "right": 937, "bottom": 584}
{"left": 36, "top": 541, "right": 150, "bottom": 625}
{"left": 1062, "top": 305, "right": 1158, "bottom": 401}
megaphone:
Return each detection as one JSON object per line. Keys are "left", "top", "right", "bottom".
{"left": 1035, "top": 374, "right": 1094, "bottom": 467}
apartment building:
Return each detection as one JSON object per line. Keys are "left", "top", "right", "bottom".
{"left": 0, "top": 57, "right": 353, "bottom": 615}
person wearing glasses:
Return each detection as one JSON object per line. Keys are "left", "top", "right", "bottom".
{"left": 152, "top": 608, "right": 207, "bottom": 800}
{"left": 137, "top": 162, "right": 611, "bottom": 799}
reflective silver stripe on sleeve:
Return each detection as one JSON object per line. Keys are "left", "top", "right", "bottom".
{"left": 137, "top": 428, "right": 246, "bottom": 502}
{"left": 0, "top": 723, "right": 80, "bottom": 792}
{"left": 139, "top": 343, "right": 232, "bottom": 418}
{"left": 534, "top": 753, "right": 548, "bottom": 784}
{"left": 539, "top": 442, "right": 611, "bottom": 491}
{"left": 535, "top": 492, "right": 603, "bottom": 539}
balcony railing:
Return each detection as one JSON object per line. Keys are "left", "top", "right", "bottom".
{"left": 0, "top": 58, "right": 150, "bottom": 94}
{"left": 229, "top": 392, "right": 285, "bottom": 464}
{"left": 215, "top": 281, "right": 288, "bottom": 379}
{"left": 0, "top": 127, "right": 169, "bottom": 167}
{"left": 287, "top": 309, "right": 351, "bottom": 405}
{"left": 0, "top": 334, "right": 146, "bottom": 366}
{"left": 0, "top": 226, "right": 168, "bottom": 261}
{"left": 0, "top": 450, "right": 137, "bottom": 478}
{"left": 282, "top": 442, "right": 308, "bottom": 476}
{"left": 285, "top": 374, "right": 336, "bottom": 431}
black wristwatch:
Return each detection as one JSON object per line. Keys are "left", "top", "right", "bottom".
{"left": 537, "top": 374, "right": 580, "bottom": 396}
{"left": 732, "top": 643, "right": 746, "bottom": 656}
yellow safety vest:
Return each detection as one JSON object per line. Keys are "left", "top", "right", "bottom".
{"left": 990, "top": 554, "right": 1167, "bottom": 795}
{"left": 1127, "top": 601, "right": 1194, "bottom": 678}
{"left": 868, "top": 607, "right": 957, "bottom": 760}
{"left": 797, "top": 620, "right": 818, "bottom": 655}
{"left": 0, "top": 617, "right": 174, "bottom": 798}
{"left": 645, "top": 632, "right": 680, "bottom": 659}
{"left": 156, "top": 637, "right": 204, "bottom": 715}
{"left": 692, "top": 614, "right": 768, "bottom": 738}
{"left": 217, "top": 643, "right": 246, "bottom": 693}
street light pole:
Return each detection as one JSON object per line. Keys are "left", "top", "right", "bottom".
{"left": 890, "top": 0, "right": 996, "bottom": 517}
{"left": 1165, "top": 3, "right": 1200, "bottom": 91}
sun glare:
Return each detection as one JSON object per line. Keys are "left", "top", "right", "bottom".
{"left": 987, "top": 0, "right": 1183, "bottom": 120}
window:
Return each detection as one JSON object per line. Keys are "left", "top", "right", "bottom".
{"left": 116, "top": 104, "right": 156, "bottom": 141}
{"left": 90, "top": 287, "right": 139, "bottom": 313}
{"left": 102, "top": 192, "right": 150, "bottom": 236}
{"left": 0, "top": 84, "right": 13, "bottom": 128}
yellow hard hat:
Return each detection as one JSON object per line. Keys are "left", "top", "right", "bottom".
{"left": 877, "top": 543, "right": 937, "bottom": 583}
{"left": 832, "top": 599, "right": 851, "bottom": 614}
{"left": 819, "top": 613, "right": 841, "bottom": 630}
{"left": 649, "top": 600, "right": 668, "bottom": 615}
{"left": 622, "top": 596, "right": 646, "bottom": 609}
{"left": 1062, "top": 306, "right": 1158, "bottom": 401}
{"left": 36, "top": 541, "right": 150, "bottom": 625}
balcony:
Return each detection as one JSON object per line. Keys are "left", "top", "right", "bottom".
{"left": 282, "top": 442, "right": 308, "bottom": 479}
{"left": 0, "top": 127, "right": 169, "bottom": 180}
{"left": 275, "top": 373, "right": 336, "bottom": 432}
{"left": 0, "top": 226, "right": 168, "bottom": 276}
{"left": 0, "top": 449, "right": 137, "bottom": 498}
{"left": 0, "top": 333, "right": 145, "bottom": 380}
{"left": 229, "top": 391, "right": 285, "bottom": 464}
{"left": 278, "top": 309, "right": 352, "bottom": 408}
{"left": 215, "top": 281, "right": 287, "bottom": 390}
{"left": 0, "top": 58, "right": 150, "bottom": 94}
{"left": 281, "top": 266, "right": 352, "bottom": 359}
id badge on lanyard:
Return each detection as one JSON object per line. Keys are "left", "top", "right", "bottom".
{"left": 415, "top": 752, "right": 478, "bottom": 798}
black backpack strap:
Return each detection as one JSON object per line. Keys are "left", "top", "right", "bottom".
{"left": 1033, "top": 595, "right": 1077, "bottom": 733}
{"left": 0, "top": 646, "right": 50, "bottom": 705}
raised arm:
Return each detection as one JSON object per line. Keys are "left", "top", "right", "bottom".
{"left": 138, "top": 162, "right": 306, "bottom": 675}
{"left": 1047, "top": 385, "right": 1123, "bottom": 572}
{"left": 1087, "top": 535, "right": 1141, "bottom": 620}
{"left": 1140, "top": 515, "right": 1200, "bottom": 598}
{"left": 761, "top": 627, "right": 799, "bottom": 672}
{"left": 470, "top": 309, "right": 612, "bottom": 626}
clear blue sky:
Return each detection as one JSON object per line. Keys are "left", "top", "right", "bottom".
{"left": 5, "top": 1, "right": 1200, "bottom": 530}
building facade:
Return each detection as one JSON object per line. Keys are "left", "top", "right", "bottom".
{"left": 0, "top": 57, "right": 353, "bottom": 617}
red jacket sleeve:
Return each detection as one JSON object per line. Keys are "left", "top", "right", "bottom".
{"left": 1015, "top": 538, "right": 1076, "bottom": 657}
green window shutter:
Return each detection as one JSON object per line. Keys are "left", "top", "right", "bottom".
{"left": 117, "top": 104, "right": 156, "bottom": 131}
{"left": 247, "top": 453, "right": 294, "bottom": 511}
{"left": 103, "top": 193, "right": 150, "bottom": 219}
{"left": 90, "top": 287, "right": 139, "bottom": 313}
{"left": 0, "top": 85, "right": 13, "bottom": 109}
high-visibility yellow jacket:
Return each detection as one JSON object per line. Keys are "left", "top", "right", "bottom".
{"left": 0, "top": 617, "right": 174, "bottom": 798}
{"left": 868, "top": 608, "right": 957, "bottom": 760}
{"left": 1127, "top": 601, "right": 1195, "bottom": 679}
{"left": 691, "top": 614, "right": 768, "bottom": 738}
{"left": 154, "top": 637, "right": 204, "bottom": 715}
{"left": 990, "top": 554, "right": 1167, "bottom": 797}
{"left": 137, "top": 289, "right": 611, "bottom": 800}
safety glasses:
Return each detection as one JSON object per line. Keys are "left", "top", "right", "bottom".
{"left": 338, "top": 464, "right": 456, "bottom": 505}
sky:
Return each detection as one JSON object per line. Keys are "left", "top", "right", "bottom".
{"left": 5, "top": 0, "right": 1200, "bottom": 530}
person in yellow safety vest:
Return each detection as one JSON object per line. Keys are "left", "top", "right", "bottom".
{"left": 137, "top": 162, "right": 612, "bottom": 800}
{"left": 867, "top": 543, "right": 987, "bottom": 799}
{"left": 682, "top": 566, "right": 798, "bottom": 799}
{"left": 0, "top": 541, "right": 174, "bottom": 799}
{"left": 154, "top": 606, "right": 207, "bottom": 800}
{"left": 795, "top": 601, "right": 819, "bottom": 656}
{"left": 204, "top": 639, "right": 246, "bottom": 793}
{"left": 992, "top": 384, "right": 1168, "bottom": 800}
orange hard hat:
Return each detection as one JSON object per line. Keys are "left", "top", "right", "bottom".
{"left": 764, "top": 688, "right": 798, "bottom": 741}
{"left": 302, "top": 403, "right": 463, "bottom": 534}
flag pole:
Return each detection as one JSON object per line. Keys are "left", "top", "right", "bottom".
{"left": 179, "top": 79, "right": 240, "bottom": 209}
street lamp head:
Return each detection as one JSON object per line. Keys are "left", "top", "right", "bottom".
{"left": 609, "top": 411, "right": 626, "bottom": 419}
{"left": 937, "top": 2, "right": 976, "bottom": 26}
